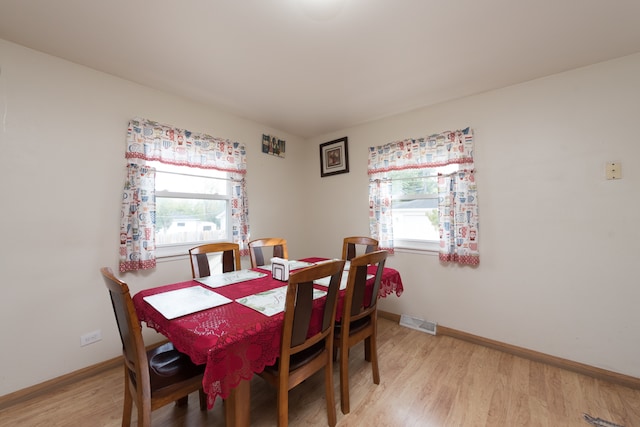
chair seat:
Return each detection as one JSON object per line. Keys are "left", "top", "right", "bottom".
{"left": 148, "top": 343, "right": 205, "bottom": 391}
{"left": 263, "top": 341, "right": 325, "bottom": 373}
{"left": 335, "top": 316, "right": 371, "bottom": 337}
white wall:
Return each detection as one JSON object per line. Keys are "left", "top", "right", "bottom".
{"left": 0, "top": 39, "right": 306, "bottom": 396}
{"left": 1, "top": 38, "right": 639, "bottom": 397}
{"left": 302, "top": 53, "right": 640, "bottom": 378}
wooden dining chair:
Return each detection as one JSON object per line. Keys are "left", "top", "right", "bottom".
{"left": 189, "top": 242, "right": 241, "bottom": 278}
{"left": 258, "top": 259, "right": 346, "bottom": 427}
{"left": 333, "top": 250, "right": 387, "bottom": 414}
{"left": 341, "top": 236, "right": 379, "bottom": 261}
{"left": 248, "top": 237, "right": 288, "bottom": 268}
{"left": 100, "top": 267, "right": 208, "bottom": 427}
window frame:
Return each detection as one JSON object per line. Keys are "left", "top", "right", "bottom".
{"left": 390, "top": 172, "right": 440, "bottom": 252}
{"left": 150, "top": 162, "right": 233, "bottom": 258}
{"left": 387, "top": 164, "right": 459, "bottom": 252}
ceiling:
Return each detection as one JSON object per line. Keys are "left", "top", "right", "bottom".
{"left": 2, "top": 0, "right": 640, "bottom": 138}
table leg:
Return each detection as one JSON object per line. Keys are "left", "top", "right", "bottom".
{"left": 224, "top": 378, "right": 251, "bottom": 427}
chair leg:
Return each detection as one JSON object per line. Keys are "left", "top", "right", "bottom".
{"left": 138, "top": 398, "right": 152, "bottom": 427}
{"left": 325, "top": 355, "right": 337, "bottom": 427}
{"left": 199, "top": 388, "right": 208, "bottom": 411}
{"left": 364, "top": 336, "right": 372, "bottom": 361}
{"left": 369, "top": 333, "right": 380, "bottom": 384}
{"left": 175, "top": 396, "right": 189, "bottom": 407}
{"left": 371, "top": 316, "right": 380, "bottom": 384}
{"left": 122, "top": 370, "right": 133, "bottom": 427}
{"left": 276, "top": 385, "right": 289, "bottom": 427}
{"left": 339, "top": 343, "right": 350, "bottom": 414}
{"left": 135, "top": 379, "right": 152, "bottom": 427}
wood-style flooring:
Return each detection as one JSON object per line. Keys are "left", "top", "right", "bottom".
{"left": 1, "top": 318, "right": 638, "bottom": 426}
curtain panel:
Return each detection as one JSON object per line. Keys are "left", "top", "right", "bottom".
{"left": 119, "top": 164, "right": 156, "bottom": 272}
{"left": 368, "top": 177, "right": 394, "bottom": 253}
{"left": 438, "top": 170, "right": 479, "bottom": 265}
{"left": 367, "top": 128, "right": 479, "bottom": 265}
{"left": 119, "top": 118, "right": 250, "bottom": 272}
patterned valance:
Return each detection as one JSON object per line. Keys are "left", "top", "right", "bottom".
{"left": 368, "top": 127, "right": 473, "bottom": 174}
{"left": 126, "top": 118, "right": 246, "bottom": 174}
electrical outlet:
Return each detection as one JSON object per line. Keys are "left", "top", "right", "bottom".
{"left": 80, "top": 329, "right": 102, "bottom": 347}
{"left": 605, "top": 162, "right": 622, "bottom": 180}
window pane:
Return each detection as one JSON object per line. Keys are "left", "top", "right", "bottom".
{"left": 390, "top": 170, "right": 434, "bottom": 197}
{"left": 392, "top": 176, "right": 437, "bottom": 197}
{"left": 149, "top": 160, "right": 229, "bottom": 196}
{"left": 392, "top": 199, "right": 439, "bottom": 240}
{"left": 156, "top": 170, "right": 229, "bottom": 195}
{"left": 156, "top": 198, "right": 228, "bottom": 244}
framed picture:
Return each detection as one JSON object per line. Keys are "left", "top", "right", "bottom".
{"left": 319, "top": 137, "right": 349, "bottom": 177}
{"left": 262, "top": 134, "right": 286, "bottom": 158}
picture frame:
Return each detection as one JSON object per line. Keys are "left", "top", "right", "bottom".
{"left": 319, "top": 137, "right": 349, "bottom": 177}
{"left": 262, "top": 134, "right": 286, "bottom": 158}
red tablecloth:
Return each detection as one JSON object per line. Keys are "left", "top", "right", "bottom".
{"left": 132, "top": 257, "right": 403, "bottom": 408}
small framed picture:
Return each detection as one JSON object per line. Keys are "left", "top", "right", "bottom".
{"left": 319, "top": 137, "right": 349, "bottom": 177}
{"left": 262, "top": 134, "right": 286, "bottom": 158}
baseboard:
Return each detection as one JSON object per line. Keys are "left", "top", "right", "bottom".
{"left": 378, "top": 310, "right": 401, "bottom": 323}
{"left": 378, "top": 310, "right": 640, "bottom": 390}
{"left": 0, "top": 340, "right": 169, "bottom": 411}
{"left": 0, "top": 356, "right": 121, "bottom": 411}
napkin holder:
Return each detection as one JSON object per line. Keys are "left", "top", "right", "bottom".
{"left": 271, "top": 257, "right": 290, "bottom": 281}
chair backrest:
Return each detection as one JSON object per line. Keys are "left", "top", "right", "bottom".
{"left": 189, "top": 242, "right": 241, "bottom": 278}
{"left": 342, "top": 236, "right": 379, "bottom": 261}
{"left": 248, "top": 237, "right": 288, "bottom": 268}
{"left": 341, "top": 250, "right": 387, "bottom": 321}
{"left": 100, "top": 267, "right": 150, "bottom": 394}
{"left": 281, "top": 259, "right": 345, "bottom": 362}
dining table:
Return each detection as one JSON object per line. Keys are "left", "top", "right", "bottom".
{"left": 132, "top": 257, "right": 403, "bottom": 426}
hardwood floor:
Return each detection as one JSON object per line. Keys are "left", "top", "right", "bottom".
{"left": 2, "top": 318, "right": 639, "bottom": 426}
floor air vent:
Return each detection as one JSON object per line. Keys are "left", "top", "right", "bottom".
{"left": 400, "top": 314, "right": 437, "bottom": 335}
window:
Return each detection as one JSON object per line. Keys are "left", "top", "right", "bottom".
{"left": 120, "top": 118, "right": 250, "bottom": 272}
{"left": 390, "top": 164, "right": 458, "bottom": 251}
{"left": 368, "top": 128, "right": 479, "bottom": 264}
{"left": 149, "top": 161, "right": 232, "bottom": 257}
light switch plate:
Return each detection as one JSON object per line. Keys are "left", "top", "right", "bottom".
{"left": 605, "top": 162, "right": 621, "bottom": 180}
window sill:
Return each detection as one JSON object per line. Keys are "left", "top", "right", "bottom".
{"left": 392, "top": 246, "right": 440, "bottom": 256}
{"left": 392, "top": 239, "right": 440, "bottom": 253}
{"left": 155, "top": 239, "right": 236, "bottom": 261}
{"left": 155, "top": 243, "right": 197, "bottom": 260}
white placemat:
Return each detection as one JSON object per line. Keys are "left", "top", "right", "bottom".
{"left": 314, "top": 273, "right": 374, "bottom": 290}
{"left": 143, "top": 286, "right": 232, "bottom": 319}
{"left": 313, "top": 258, "right": 347, "bottom": 269}
{"left": 195, "top": 269, "right": 267, "bottom": 288}
{"left": 236, "top": 285, "right": 327, "bottom": 316}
